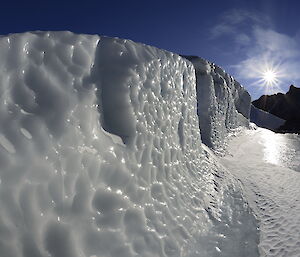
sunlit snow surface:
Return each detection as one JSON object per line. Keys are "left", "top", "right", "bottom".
{"left": 0, "top": 32, "right": 258, "bottom": 257}
{"left": 262, "top": 131, "right": 300, "bottom": 172}
{"left": 222, "top": 128, "right": 300, "bottom": 257}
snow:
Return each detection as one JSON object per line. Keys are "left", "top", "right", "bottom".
{"left": 184, "top": 56, "right": 251, "bottom": 149}
{"left": 250, "top": 105, "right": 285, "bottom": 130}
{"left": 0, "top": 31, "right": 259, "bottom": 257}
{"left": 221, "top": 128, "right": 300, "bottom": 257}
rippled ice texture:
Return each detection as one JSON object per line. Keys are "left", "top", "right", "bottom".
{"left": 0, "top": 31, "right": 258, "bottom": 257}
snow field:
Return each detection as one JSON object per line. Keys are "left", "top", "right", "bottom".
{"left": 222, "top": 129, "right": 300, "bottom": 257}
{"left": 0, "top": 32, "right": 258, "bottom": 257}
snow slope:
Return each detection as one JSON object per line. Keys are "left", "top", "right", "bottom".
{"left": 250, "top": 105, "right": 285, "bottom": 131}
{"left": 221, "top": 128, "right": 300, "bottom": 257}
{"left": 0, "top": 31, "right": 258, "bottom": 257}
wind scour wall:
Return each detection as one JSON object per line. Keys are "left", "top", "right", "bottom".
{"left": 0, "top": 31, "right": 258, "bottom": 257}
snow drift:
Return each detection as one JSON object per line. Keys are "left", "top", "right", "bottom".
{"left": 0, "top": 31, "right": 258, "bottom": 257}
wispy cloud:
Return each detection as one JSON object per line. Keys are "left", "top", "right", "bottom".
{"left": 210, "top": 9, "right": 271, "bottom": 40}
{"left": 210, "top": 9, "right": 300, "bottom": 97}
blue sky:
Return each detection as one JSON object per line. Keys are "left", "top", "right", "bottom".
{"left": 1, "top": 0, "right": 300, "bottom": 99}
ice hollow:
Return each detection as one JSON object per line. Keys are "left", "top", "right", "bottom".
{"left": 0, "top": 31, "right": 258, "bottom": 257}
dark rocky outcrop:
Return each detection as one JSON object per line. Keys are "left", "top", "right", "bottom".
{"left": 252, "top": 85, "right": 300, "bottom": 133}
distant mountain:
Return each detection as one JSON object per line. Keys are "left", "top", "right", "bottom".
{"left": 252, "top": 85, "right": 300, "bottom": 133}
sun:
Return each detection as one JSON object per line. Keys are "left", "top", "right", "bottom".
{"left": 263, "top": 70, "right": 277, "bottom": 85}
{"left": 244, "top": 59, "right": 283, "bottom": 95}
{"left": 256, "top": 63, "right": 281, "bottom": 91}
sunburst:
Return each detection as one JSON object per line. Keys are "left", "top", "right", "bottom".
{"left": 263, "top": 70, "right": 277, "bottom": 85}
{"left": 250, "top": 61, "right": 283, "bottom": 94}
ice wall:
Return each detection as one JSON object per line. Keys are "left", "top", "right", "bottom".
{"left": 184, "top": 56, "right": 251, "bottom": 149}
{"left": 250, "top": 105, "right": 285, "bottom": 131}
{"left": 0, "top": 31, "right": 258, "bottom": 257}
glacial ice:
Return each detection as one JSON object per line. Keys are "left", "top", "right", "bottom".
{"left": 250, "top": 104, "right": 285, "bottom": 131}
{"left": 0, "top": 31, "right": 258, "bottom": 257}
{"left": 183, "top": 56, "right": 251, "bottom": 149}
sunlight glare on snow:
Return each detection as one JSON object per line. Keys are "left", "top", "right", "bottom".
{"left": 261, "top": 129, "right": 285, "bottom": 166}
{"left": 262, "top": 130, "right": 300, "bottom": 172}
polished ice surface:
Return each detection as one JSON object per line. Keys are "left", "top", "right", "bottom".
{"left": 0, "top": 31, "right": 258, "bottom": 257}
{"left": 262, "top": 130, "right": 300, "bottom": 172}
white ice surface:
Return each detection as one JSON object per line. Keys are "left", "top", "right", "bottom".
{"left": 0, "top": 31, "right": 259, "bottom": 257}
{"left": 221, "top": 128, "right": 300, "bottom": 257}
{"left": 184, "top": 57, "right": 251, "bottom": 149}
{"left": 250, "top": 105, "right": 285, "bottom": 130}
